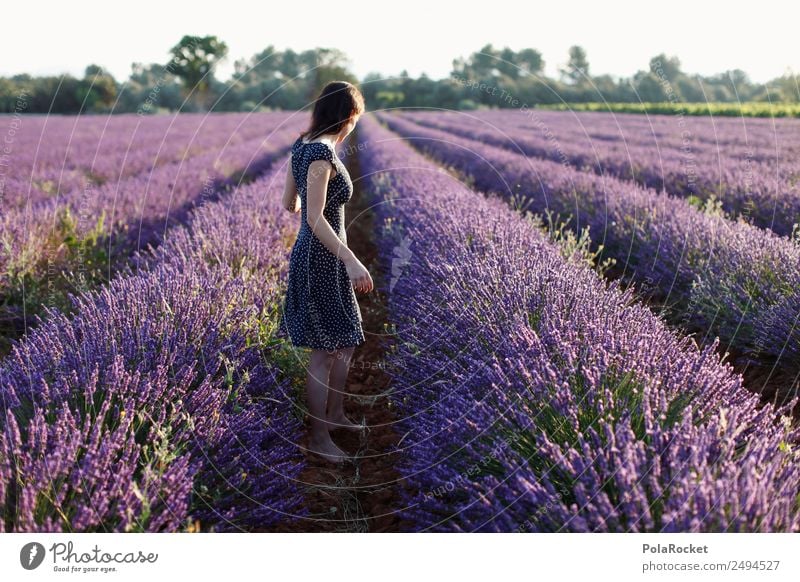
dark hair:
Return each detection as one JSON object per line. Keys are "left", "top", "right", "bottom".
{"left": 300, "top": 81, "right": 365, "bottom": 141}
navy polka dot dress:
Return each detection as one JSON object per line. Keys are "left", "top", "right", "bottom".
{"left": 279, "top": 136, "right": 365, "bottom": 351}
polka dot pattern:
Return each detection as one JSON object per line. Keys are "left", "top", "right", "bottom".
{"left": 279, "top": 137, "right": 365, "bottom": 351}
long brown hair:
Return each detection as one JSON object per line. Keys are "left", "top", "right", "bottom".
{"left": 300, "top": 81, "right": 365, "bottom": 141}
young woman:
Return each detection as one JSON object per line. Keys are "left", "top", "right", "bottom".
{"left": 279, "top": 81, "right": 373, "bottom": 464}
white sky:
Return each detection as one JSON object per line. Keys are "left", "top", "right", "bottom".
{"left": 2, "top": 0, "right": 797, "bottom": 85}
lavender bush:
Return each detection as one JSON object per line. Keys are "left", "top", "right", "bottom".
{"left": 397, "top": 110, "right": 800, "bottom": 237}
{"left": 357, "top": 114, "right": 800, "bottom": 532}
{"left": 0, "top": 112, "right": 299, "bottom": 209}
{"left": 376, "top": 112, "right": 800, "bottom": 380}
{"left": 0, "top": 158, "right": 306, "bottom": 532}
{"left": 0, "top": 113, "right": 305, "bottom": 349}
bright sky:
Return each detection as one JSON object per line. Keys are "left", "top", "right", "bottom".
{"left": 2, "top": 0, "right": 797, "bottom": 85}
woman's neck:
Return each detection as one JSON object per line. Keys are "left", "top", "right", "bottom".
{"left": 304, "top": 132, "right": 340, "bottom": 145}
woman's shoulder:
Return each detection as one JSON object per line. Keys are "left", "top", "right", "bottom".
{"left": 305, "top": 140, "right": 337, "bottom": 163}
{"left": 293, "top": 136, "right": 334, "bottom": 151}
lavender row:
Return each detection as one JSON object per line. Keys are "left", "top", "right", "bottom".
{"left": 2, "top": 115, "right": 304, "bottom": 263}
{"left": 0, "top": 118, "right": 305, "bottom": 328}
{"left": 407, "top": 109, "right": 800, "bottom": 172}
{"left": 0, "top": 156, "right": 305, "bottom": 532}
{"left": 1, "top": 112, "right": 299, "bottom": 210}
{"left": 357, "top": 113, "right": 800, "bottom": 532}
{"left": 477, "top": 108, "right": 800, "bottom": 162}
{"left": 377, "top": 112, "right": 800, "bottom": 379}
{"left": 397, "top": 110, "right": 800, "bottom": 237}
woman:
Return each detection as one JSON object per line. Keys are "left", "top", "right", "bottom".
{"left": 279, "top": 81, "right": 373, "bottom": 464}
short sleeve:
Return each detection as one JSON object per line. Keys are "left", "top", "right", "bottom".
{"left": 307, "top": 142, "right": 335, "bottom": 167}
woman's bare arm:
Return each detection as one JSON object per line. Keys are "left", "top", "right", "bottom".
{"left": 282, "top": 157, "right": 301, "bottom": 213}
{"left": 305, "top": 159, "right": 356, "bottom": 262}
{"left": 306, "top": 159, "right": 373, "bottom": 292}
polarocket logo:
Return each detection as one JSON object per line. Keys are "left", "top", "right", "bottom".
{"left": 20, "top": 542, "right": 46, "bottom": 570}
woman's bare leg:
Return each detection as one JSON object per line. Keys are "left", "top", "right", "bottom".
{"left": 326, "top": 346, "right": 364, "bottom": 430}
{"left": 306, "top": 348, "right": 348, "bottom": 462}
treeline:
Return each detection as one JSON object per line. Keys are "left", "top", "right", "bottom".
{"left": 362, "top": 45, "right": 798, "bottom": 110}
{"left": 1, "top": 38, "right": 797, "bottom": 114}
{"left": 0, "top": 36, "right": 359, "bottom": 115}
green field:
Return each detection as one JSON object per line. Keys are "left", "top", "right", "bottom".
{"left": 540, "top": 101, "right": 800, "bottom": 117}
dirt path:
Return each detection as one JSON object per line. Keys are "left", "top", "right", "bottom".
{"left": 267, "top": 136, "right": 406, "bottom": 532}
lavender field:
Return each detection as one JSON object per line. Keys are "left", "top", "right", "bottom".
{"left": 358, "top": 114, "right": 800, "bottom": 532}
{"left": 394, "top": 109, "right": 800, "bottom": 237}
{"left": 376, "top": 111, "right": 800, "bottom": 395}
{"left": 0, "top": 113, "right": 305, "bottom": 352}
{"left": 0, "top": 111, "right": 314, "bottom": 531}
{"left": 1, "top": 107, "right": 799, "bottom": 533}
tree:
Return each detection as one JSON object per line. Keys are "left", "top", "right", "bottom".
{"left": 122, "top": 62, "right": 184, "bottom": 113}
{"left": 723, "top": 69, "right": 755, "bottom": 100}
{"left": 167, "top": 35, "right": 228, "bottom": 110}
{"left": 302, "top": 48, "right": 358, "bottom": 103}
{"left": 78, "top": 65, "right": 117, "bottom": 110}
{"left": 280, "top": 49, "right": 302, "bottom": 79}
{"left": 496, "top": 47, "right": 520, "bottom": 79}
{"left": 770, "top": 71, "right": 800, "bottom": 102}
{"left": 560, "top": 45, "right": 590, "bottom": 85}
{"left": 516, "top": 48, "right": 545, "bottom": 75}
{"left": 452, "top": 44, "right": 544, "bottom": 81}
{"left": 452, "top": 44, "right": 500, "bottom": 80}
{"left": 234, "top": 46, "right": 274, "bottom": 80}
{"left": 676, "top": 75, "right": 705, "bottom": 101}
{"left": 632, "top": 71, "right": 668, "bottom": 102}
{"left": 649, "top": 54, "right": 682, "bottom": 82}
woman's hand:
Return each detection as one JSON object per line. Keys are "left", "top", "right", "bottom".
{"left": 345, "top": 256, "right": 373, "bottom": 293}
{"left": 305, "top": 157, "right": 371, "bottom": 293}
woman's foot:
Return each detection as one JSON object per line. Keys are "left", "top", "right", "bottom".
{"left": 326, "top": 413, "right": 366, "bottom": 432}
{"left": 308, "top": 435, "right": 349, "bottom": 464}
